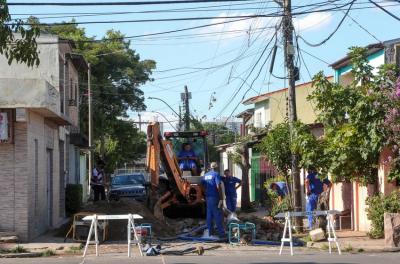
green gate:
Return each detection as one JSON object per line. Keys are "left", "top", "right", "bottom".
{"left": 251, "top": 154, "right": 260, "bottom": 202}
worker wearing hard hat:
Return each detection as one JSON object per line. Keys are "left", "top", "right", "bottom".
{"left": 201, "top": 162, "right": 225, "bottom": 238}
{"left": 222, "top": 169, "right": 241, "bottom": 212}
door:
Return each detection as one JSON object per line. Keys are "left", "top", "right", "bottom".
{"left": 47, "top": 149, "right": 53, "bottom": 227}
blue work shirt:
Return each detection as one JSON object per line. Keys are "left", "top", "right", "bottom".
{"left": 274, "top": 182, "right": 288, "bottom": 197}
{"left": 222, "top": 176, "right": 241, "bottom": 198}
{"left": 178, "top": 150, "right": 196, "bottom": 158}
{"left": 307, "top": 172, "right": 323, "bottom": 195}
{"left": 201, "top": 170, "right": 222, "bottom": 199}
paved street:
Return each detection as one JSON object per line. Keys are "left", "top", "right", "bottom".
{"left": 0, "top": 250, "right": 399, "bottom": 264}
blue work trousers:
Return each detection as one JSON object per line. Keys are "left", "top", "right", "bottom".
{"left": 206, "top": 197, "right": 225, "bottom": 236}
{"left": 306, "top": 193, "right": 318, "bottom": 229}
{"left": 226, "top": 196, "right": 237, "bottom": 212}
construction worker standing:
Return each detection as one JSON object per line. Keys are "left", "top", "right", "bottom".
{"left": 305, "top": 167, "right": 323, "bottom": 230}
{"left": 222, "top": 169, "right": 241, "bottom": 212}
{"left": 201, "top": 162, "right": 225, "bottom": 238}
{"left": 91, "top": 160, "right": 106, "bottom": 202}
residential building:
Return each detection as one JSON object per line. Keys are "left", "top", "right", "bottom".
{"left": 330, "top": 38, "right": 400, "bottom": 232}
{"left": 242, "top": 77, "right": 333, "bottom": 129}
{"left": 219, "top": 79, "right": 331, "bottom": 206}
{"left": 236, "top": 109, "right": 254, "bottom": 136}
{"left": 0, "top": 34, "right": 88, "bottom": 241}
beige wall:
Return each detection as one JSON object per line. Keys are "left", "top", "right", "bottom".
{"left": 268, "top": 81, "right": 323, "bottom": 126}
{"left": 0, "top": 111, "right": 63, "bottom": 241}
{"left": 0, "top": 121, "right": 30, "bottom": 240}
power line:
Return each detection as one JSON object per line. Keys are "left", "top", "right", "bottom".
{"left": 297, "top": 0, "right": 356, "bottom": 47}
{"left": 7, "top": 0, "right": 262, "bottom": 6}
{"left": 216, "top": 28, "right": 279, "bottom": 118}
{"left": 368, "top": 0, "right": 400, "bottom": 21}
{"left": 10, "top": 1, "right": 266, "bottom": 16}
{"left": 299, "top": 48, "right": 330, "bottom": 65}
{"left": 31, "top": 17, "right": 268, "bottom": 44}
{"left": 8, "top": 14, "right": 284, "bottom": 27}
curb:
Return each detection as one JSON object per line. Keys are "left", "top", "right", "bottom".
{"left": 306, "top": 241, "right": 400, "bottom": 253}
{"left": 0, "top": 252, "right": 42, "bottom": 258}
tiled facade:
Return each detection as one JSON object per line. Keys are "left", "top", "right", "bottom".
{"left": 0, "top": 34, "right": 87, "bottom": 241}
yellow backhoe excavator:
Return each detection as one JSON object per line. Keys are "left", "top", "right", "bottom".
{"left": 146, "top": 122, "right": 208, "bottom": 218}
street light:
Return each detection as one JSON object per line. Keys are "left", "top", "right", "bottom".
{"left": 147, "top": 96, "right": 180, "bottom": 117}
{"left": 151, "top": 111, "right": 178, "bottom": 132}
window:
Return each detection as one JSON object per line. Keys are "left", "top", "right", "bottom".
{"left": 255, "top": 112, "right": 262, "bottom": 128}
{"left": 0, "top": 109, "right": 14, "bottom": 144}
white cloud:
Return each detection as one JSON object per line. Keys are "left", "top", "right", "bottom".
{"left": 198, "top": 12, "right": 333, "bottom": 42}
{"left": 293, "top": 12, "right": 333, "bottom": 33}
{"left": 199, "top": 12, "right": 279, "bottom": 41}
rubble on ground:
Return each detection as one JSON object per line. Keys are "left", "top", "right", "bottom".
{"left": 238, "top": 215, "right": 284, "bottom": 241}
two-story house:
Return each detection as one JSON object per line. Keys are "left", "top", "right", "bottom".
{"left": 0, "top": 34, "right": 88, "bottom": 241}
{"left": 330, "top": 38, "right": 400, "bottom": 232}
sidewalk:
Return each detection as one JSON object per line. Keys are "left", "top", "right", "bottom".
{"left": 307, "top": 230, "right": 399, "bottom": 252}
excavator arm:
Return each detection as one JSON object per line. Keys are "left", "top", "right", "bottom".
{"left": 146, "top": 122, "right": 203, "bottom": 215}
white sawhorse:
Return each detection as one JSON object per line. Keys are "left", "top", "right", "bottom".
{"left": 276, "top": 210, "right": 341, "bottom": 255}
{"left": 82, "top": 214, "right": 144, "bottom": 258}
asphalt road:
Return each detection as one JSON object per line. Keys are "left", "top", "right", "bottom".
{"left": 0, "top": 250, "right": 399, "bottom": 264}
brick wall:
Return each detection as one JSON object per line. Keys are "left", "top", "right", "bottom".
{"left": 0, "top": 121, "right": 29, "bottom": 241}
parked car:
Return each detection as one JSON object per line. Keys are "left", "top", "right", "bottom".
{"left": 108, "top": 173, "right": 148, "bottom": 201}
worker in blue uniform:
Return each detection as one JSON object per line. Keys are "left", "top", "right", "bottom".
{"left": 305, "top": 167, "right": 323, "bottom": 230}
{"left": 177, "top": 143, "right": 198, "bottom": 175}
{"left": 269, "top": 181, "right": 288, "bottom": 203}
{"left": 222, "top": 169, "right": 241, "bottom": 212}
{"left": 201, "top": 162, "right": 225, "bottom": 237}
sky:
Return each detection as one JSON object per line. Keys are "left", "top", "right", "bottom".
{"left": 7, "top": 0, "right": 400, "bottom": 131}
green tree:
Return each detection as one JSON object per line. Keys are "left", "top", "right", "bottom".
{"left": 1, "top": 1, "right": 40, "bottom": 66}
{"left": 36, "top": 20, "right": 156, "bottom": 172}
{"left": 257, "top": 121, "right": 322, "bottom": 206}
{"left": 309, "top": 47, "right": 396, "bottom": 184}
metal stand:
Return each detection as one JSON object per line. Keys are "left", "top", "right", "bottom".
{"left": 128, "top": 214, "right": 143, "bottom": 257}
{"left": 277, "top": 210, "right": 341, "bottom": 256}
{"left": 279, "top": 212, "right": 293, "bottom": 256}
{"left": 83, "top": 214, "right": 99, "bottom": 257}
{"left": 326, "top": 213, "right": 341, "bottom": 255}
{"left": 82, "top": 214, "right": 144, "bottom": 259}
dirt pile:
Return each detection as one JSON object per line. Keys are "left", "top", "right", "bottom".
{"left": 81, "top": 199, "right": 175, "bottom": 240}
{"left": 239, "top": 215, "right": 284, "bottom": 241}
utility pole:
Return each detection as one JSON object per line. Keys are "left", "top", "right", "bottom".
{"left": 138, "top": 113, "right": 142, "bottom": 131}
{"left": 182, "top": 85, "right": 191, "bottom": 131}
{"left": 178, "top": 105, "right": 182, "bottom": 131}
{"left": 88, "top": 63, "right": 93, "bottom": 192}
{"left": 282, "top": 0, "right": 302, "bottom": 230}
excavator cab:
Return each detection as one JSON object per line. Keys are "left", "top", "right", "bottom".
{"left": 164, "top": 131, "right": 209, "bottom": 178}
{"left": 146, "top": 123, "right": 207, "bottom": 218}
